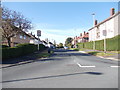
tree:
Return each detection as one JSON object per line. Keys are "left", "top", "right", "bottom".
{"left": 2, "top": 7, "right": 32, "bottom": 47}
{"left": 65, "top": 37, "right": 73, "bottom": 47}
{"left": 58, "top": 43, "right": 63, "bottom": 48}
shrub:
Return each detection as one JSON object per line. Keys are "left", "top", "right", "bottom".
{"left": 84, "top": 41, "right": 93, "bottom": 49}
{"left": 2, "top": 43, "right": 46, "bottom": 59}
{"left": 1, "top": 45, "right": 9, "bottom": 48}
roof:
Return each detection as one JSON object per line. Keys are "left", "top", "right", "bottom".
{"left": 89, "top": 11, "right": 120, "bottom": 31}
{"left": 19, "top": 31, "right": 39, "bottom": 40}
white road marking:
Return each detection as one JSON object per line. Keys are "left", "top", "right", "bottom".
{"left": 110, "top": 66, "right": 120, "bottom": 68}
{"left": 76, "top": 62, "right": 96, "bottom": 68}
{"left": 79, "top": 51, "right": 86, "bottom": 53}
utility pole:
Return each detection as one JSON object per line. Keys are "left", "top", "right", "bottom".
{"left": 92, "top": 13, "right": 95, "bottom": 51}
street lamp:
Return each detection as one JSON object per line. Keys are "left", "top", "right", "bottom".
{"left": 73, "top": 29, "right": 78, "bottom": 48}
{"left": 92, "top": 13, "right": 95, "bottom": 51}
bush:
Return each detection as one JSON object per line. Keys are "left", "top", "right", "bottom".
{"left": 95, "top": 40, "right": 104, "bottom": 51}
{"left": 84, "top": 41, "right": 93, "bottom": 49}
{"left": 1, "top": 45, "right": 9, "bottom": 48}
{"left": 2, "top": 43, "right": 46, "bottom": 59}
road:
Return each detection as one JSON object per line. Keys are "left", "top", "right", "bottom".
{"left": 2, "top": 49, "right": 119, "bottom": 88}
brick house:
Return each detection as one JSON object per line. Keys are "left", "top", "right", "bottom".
{"left": 2, "top": 31, "right": 31, "bottom": 47}
{"left": 72, "top": 31, "right": 89, "bottom": 48}
{"left": 2, "top": 31, "right": 41, "bottom": 47}
{"left": 78, "top": 31, "right": 89, "bottom": 43}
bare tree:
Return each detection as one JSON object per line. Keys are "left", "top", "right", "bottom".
{"left": 2, "top": 7, "right": 32, "bottom": 47}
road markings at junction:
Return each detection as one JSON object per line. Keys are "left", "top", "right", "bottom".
{"left": 76, "top": 62, "right": 96, "bottom": 68}
{"left": 110, "top": 66, "right": 120, "bottom": 68}
{"left": 73, "top": 57, "right": 96, "bottom": 68}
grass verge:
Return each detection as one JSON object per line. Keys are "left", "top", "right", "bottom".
{"left": 36, "top": 49, "right": 54, "bottom": 59}
{"left": 88, "top": 51, "right": 114, "bottom": 56}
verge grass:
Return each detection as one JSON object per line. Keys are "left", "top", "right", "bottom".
{"left": 88, "top": 51, "right": 114, "bottom": 56}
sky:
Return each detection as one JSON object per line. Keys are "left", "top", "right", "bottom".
{"left": 2, "top": 2, "right": 118, "bottom": 44}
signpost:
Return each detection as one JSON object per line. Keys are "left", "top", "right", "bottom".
{"left": 37, "top": 30, "right": 41, "bottom": 51}
{"left": 103, "top": 30, "right": 107, "bottom": 53}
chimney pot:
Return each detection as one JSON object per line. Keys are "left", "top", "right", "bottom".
{"left": 110, "top": 8, "right": 115, "bottom": 16}
{"left": 94, "top": 20, "right": 97, "bottom": 26}
{"left": 84, "top": 31, "right": 86, "bottom": 34}
{"left": 80, "top": 33, "right": 82, "bottom": 36}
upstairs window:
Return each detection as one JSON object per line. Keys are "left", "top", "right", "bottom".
{"left": 24, "top": 35, "right": 26, "bottom": 39}
{"left": 19, "top": 35, "right": 23, "bottom": 39}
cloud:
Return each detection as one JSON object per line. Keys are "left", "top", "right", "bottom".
{"left": 31, "top": 28, "right": 87, "bottom": 44}
{"left": 30, "top": 23, "right": 88, "bottom": 44}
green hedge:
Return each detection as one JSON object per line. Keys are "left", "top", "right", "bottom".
{"left": 77, "top": 35, "right": 120, "bottom": 51}
{"left": 95, "top": 40, "right": 104, "bottom": 51}
{"left": 2, "top": 44, "right": 46, "bottom": 59}
{"left": 0, "top": 45, "right": 9, "bottom": 48}
{"left": 84, "top": 41, "right": 93, "bottom": 49}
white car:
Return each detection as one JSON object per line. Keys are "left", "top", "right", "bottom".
{"left": 64, "top": 46, "right": 68, "bottom": 50}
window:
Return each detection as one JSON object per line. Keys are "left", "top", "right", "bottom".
{"left": 24, "top": 35, "right": 26, "bottom": 39}
{"left": 19, "top": 35, "right": 23, "bottom": 39}
{"left": 14, "top": 35, "right": 16, "bottom": 37}
{"left": 96, "top": 32, "right": 100, "bottom": 38}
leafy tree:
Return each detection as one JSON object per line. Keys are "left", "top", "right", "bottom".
{"left": 2, "top": 7, "right": 32, "bottom": 47}
{"left": 65, "top": 37, "right": 73, "bottom": 47}
{"left": 58, "top": 43, "right": 64, "bottom": 48}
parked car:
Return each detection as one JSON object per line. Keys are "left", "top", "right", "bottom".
{"left": 64, "top": 46, "right": 68, "bottom": 50}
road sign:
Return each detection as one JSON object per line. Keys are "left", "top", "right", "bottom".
{"left": 37, "top": 30, "right": 41, "bottom": 36}
{"left": 103, "top": 30, "right": 107, "bottom": 36}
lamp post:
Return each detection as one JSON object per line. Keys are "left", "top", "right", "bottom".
{"left": 73, "top": 29, "right": 77, "bottom": 48}
{"left": 92, "top": 13, "right": 95, "bottom": 51}
{"left": 103, "top": 30, "right": 107, "bottom": 53}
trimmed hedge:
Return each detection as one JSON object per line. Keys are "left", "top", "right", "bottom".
{"left": 2, "top": 44, "right": 46, "bottom": 59}
{"left": 77, "top": 35, "right": 120, "bottom": 51}
{"left": 1, "top": 45, "right": 9, "bottom": 48}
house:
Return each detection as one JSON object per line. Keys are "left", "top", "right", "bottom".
{"left": 72, "top": 31, "right": 89, "bottom": 48}
{"left": 78, "top": 31, "right": 89, "bottom": 43}
{"left": 89, "top": 8, "right": 120, "bottom": 41}
{"left": 2, "top": 31, "right": 31, "bottom": 47}
{"left": 29, "top": 33, "right": 42, "bottom": 45}
{"left": 2, "top": 31, "right": 42, "bottom": 47}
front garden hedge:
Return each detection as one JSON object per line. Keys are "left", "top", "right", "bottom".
{"left": 77, "top": 35, "right": 120, "bottom": 51}
{"left": 2, "top": 43, "right": 46, "bottom": 59}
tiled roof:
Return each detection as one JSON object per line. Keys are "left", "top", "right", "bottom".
{"left": 89, "top": 11, "right": 120, "bottom": 31}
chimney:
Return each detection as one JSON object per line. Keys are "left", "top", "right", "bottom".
{"left": 94, "top": 20, "right": 97, "bottom": 26}
{"left": 31, "top": 32, "right": 32, "bottom": 35}
{"left": 80, "top": 33, "right": 82, "bottom": 36}
{"left": 110, "top": 8, "right": 115, "bottom": 16}
{"left": 84, "top": 31, "right": 86, "bottom": 35}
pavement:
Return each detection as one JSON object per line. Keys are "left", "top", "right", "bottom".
{"left": 79, "top": 49, "right": 119, "bottom": 61}
{"left": 2, "top": 49, "right": 118, "bottom": 88}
